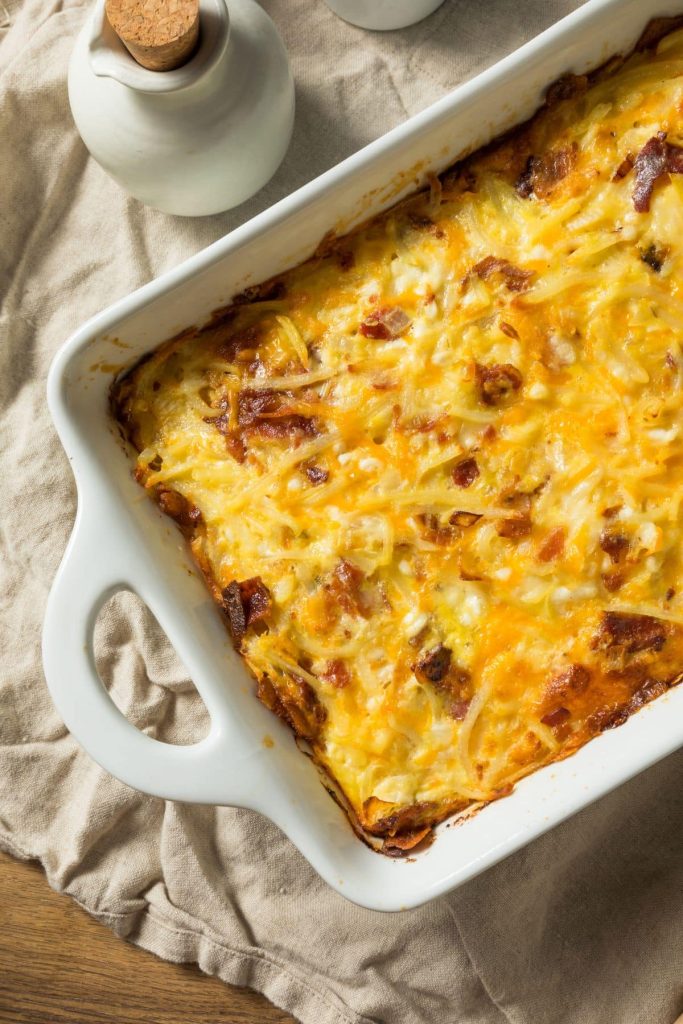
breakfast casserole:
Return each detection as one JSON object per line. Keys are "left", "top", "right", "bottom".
{"left": 113, "top": 21, "right": 683, "bottom": 854}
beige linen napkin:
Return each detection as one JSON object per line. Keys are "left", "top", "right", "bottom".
{"left": 1, "top": 0, "right": 682, "bottom": 1021}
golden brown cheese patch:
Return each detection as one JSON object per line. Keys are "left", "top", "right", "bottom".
{"left": 113, "top": 24, "right": 683, "bottom": 853}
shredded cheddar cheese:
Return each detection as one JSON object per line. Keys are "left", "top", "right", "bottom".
{"left": 114, "top": 24, "right": 683, "bottom": 853}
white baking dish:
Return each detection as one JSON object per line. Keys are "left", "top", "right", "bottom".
{"left": 44, "top": 0, "right": 683, "bottom": 912}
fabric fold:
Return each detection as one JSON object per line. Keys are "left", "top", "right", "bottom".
{"left": 1, "top": 0, "right": 681, "bottom": 1021}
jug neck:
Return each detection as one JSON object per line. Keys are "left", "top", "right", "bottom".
{"left": 88, "top": 0, "right": 230, "bottom": 94}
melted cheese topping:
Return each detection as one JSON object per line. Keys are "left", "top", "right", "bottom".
{"left": 115, "top": 28, "right": 683, "bottom": 847}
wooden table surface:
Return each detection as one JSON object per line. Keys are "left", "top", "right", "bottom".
{"left": 0, "top": 851, "right": 297, "bottom": 1024}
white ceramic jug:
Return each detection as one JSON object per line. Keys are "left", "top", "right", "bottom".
{"left": 68, "top": 0, "right": 295, "bottom": 216}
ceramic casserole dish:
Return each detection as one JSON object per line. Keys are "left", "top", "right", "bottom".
{"left": 44, "top": 0, "right": 683, "bottom": 911}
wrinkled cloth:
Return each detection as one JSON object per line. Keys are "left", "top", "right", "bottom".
{"left": 1, "top": 0, "right": 682, "bottom": 1021}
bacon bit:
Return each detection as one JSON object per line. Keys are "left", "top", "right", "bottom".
{"left": 602, "top": 570, "right": 625, "bottom": 593}
{"left": 157, "top": 488, "right": 203, "bottom": 534}
{"left": 414, "top": 644, "right": 451, "bottom": 685}
{"left": 590, "top": 706, "right": 629, "bottom": 731}
{"left": 323, "top": 659, "right": 351, "bottom": 689}
{"left": 545, "top": 73, "right": 588, "bottom": 105}
{"left": 222, "top": 577, "right": 273, "bottom": 647}
{"left": 256, "top": 673, "right": 326, "bottom": 742}
{"left": 222, "top": 581, "right": 247, "bottom": 647}
{"left": 599, "top": 530, "right": 629, "bottom": 564}
{"left": 207, "top": 389, "right": 317, "bottom": 447}
{"left": 547, "top": 664, "right": 591, "bottom": 699}
{"left": 515, "top": 158, "right": 533, "bottom": 197}
{"left": 209, "top": 389, "right": 319, "bottom": 442}
{"left": 290, "top": 675, "right": 327, "bottom": 737}
{"left": 451, "top": 456, "right": 479, "bottom": 489}
{"left": 540, "top": 706, "right": 571, "bottom": 728}
{"left": 157, "top": 488, "right": 189, "bottom": 520}
{"left": 632, "top": 132, "right": 683, "bottom": 213}
{"left": 208, "top": 411, "right": 230, "bottom": 435}
{"left": 640, "top": 242, "right": 669, "bottom": 272}
{"left": 237, "top": 389, "right": 280, "bottom": 427}
{"left": 325, "top": 559, "right": 368, "bottom": 617}
{"left": 334, "top": 558, "right": 363, "bottom": 593}
{"left": 497, "top": 489, "right": 532, "bottom": 539}
{"left": 370, "top": 799, "right": 434, "bottom": 837}
{"left": 593, "top": 611, "right": 668, "bottom": 655}
{"left": 482, "top": 425, "right": 497, "bottom": 443}
{"left": 359, "top": 306, "right": 411, "bottom": 340}
{"left": 239, "top": 577, "right": 272, "bottom": 626}
{"left": 475, "top": 362, "right": 523, "bottom": 406}
{"left": 612, "top": 153, "right": 634, "bottom": 181}
{"left": 238, "top": 388, "right": 317, "bottom": 439}
{"left": 497, "top": 515, "right": 532, "bottom": 539}
{"left": 414, "top": 646, "right": 471, "bottom": 706}
{"left": 304, "top": 464, "right": 329, "bottom": 485}
{"left": 222, "top": 434, "right": 245, "bottom": 463}
{"left": 419, "top": 512, "right": 456, "bottom": 545}
{"left": 499, "top": 321, "right": 519, "bottom": 339}
{"left": 627, "top": 676, "right": 668, "bottom": 711}
{"left": 538, "top": 527, "right": 565, "bottom": 562}
{"left": 383, "top": 826, "right": 433, "bottom": 855}
{"left": 666, "top": 587, "right": 676, "bottom": 602}
{"left": 602, "top": 504, "right": 622, "bottom": 519}
{"left": 515, "top": 144, "right": 578, "bottom": 199}
{"left": 449, "top": 510, "right": 482, "bottom": 528}
{"left": 472, "top": 256, "right": 534, "bottom": 292}
{"left": 216, "top": 324, "right": 262, "bottom": 362}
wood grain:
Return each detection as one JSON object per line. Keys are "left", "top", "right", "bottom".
{"left": 0, "top": 851, "right": 297, "bottom": 1024}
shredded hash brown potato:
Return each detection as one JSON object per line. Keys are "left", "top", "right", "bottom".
{"left": 113, "top": 21, "right": 683, "bottom": 854}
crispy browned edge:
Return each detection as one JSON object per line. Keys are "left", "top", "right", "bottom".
{"left": 109, "top": 17, "right": 683, "bottom": 856}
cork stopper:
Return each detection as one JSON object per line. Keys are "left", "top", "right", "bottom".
{"left": 105, "top": 0, "right": 200, "bottom": 72}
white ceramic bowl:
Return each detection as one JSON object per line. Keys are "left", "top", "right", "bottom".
{"left": 324, "top": 0, "right": 446, "bottom": 30}
{"left": 44, "top": 0, "right": 683, "bottom": 911}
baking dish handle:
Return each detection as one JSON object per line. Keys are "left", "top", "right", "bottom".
{"left": 42, "top": 513, "right": 251, "bottom": 806}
